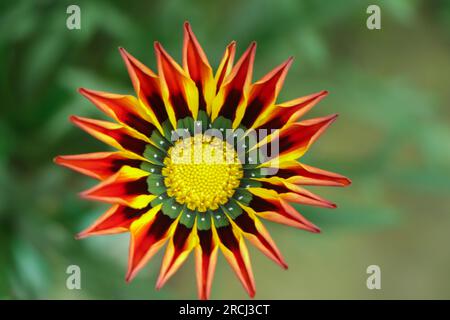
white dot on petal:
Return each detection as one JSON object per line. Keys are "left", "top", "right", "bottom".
{"left": 201, "top": 217, "right": 205, "bottom": 221}
{"left": 216, "top": 215, "right": 221, "bottom": 219}
{"left": 238, "top": 196, "right": 243, "bottom": 200}
{"left": 186, "top": 214, "right": 191, "bottom": 218}
{"left": 171, "top": 205, "right": 177, "bottom": 210}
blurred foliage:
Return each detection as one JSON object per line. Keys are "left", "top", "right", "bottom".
{"left": 1, "top": 0, "right": 450, "bottom": 299}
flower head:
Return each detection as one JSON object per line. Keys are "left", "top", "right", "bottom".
{"left": 55, "top": 22, "right": 350, "bottom": 299}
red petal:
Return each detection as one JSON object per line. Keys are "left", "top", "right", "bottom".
{"left": 126, "top": 209, "right": 176, "bottom": 281}
{"left": 154, "top": 42, "right": 198, "bottom": 124}
{"left": 215, "top": 224, "right": 256, "bottom": 298}
{"left": 79, "top": 88, "right": 157, "bottom": 137}
{"left": 183, "top": 22, "right": 214, "bottom": 112}
{"left": 233, "top": 211, "right": 287, "bottom": 269}
{"left": 215, "top": 41, "right": 236, "bottom": 93}
{"left": 80, "top": 166, "right": 153, "bottom": 209}
{"left": 119, "top": 48, "right": 168, "bottom": 127}
{"left": 247, "top": 189, "right": 320, "bottom": 233}
{"left": 54, "top": 152, "right": 141, "bottom": 180}
{"left": 260, "top": 114, "right": 338, "bottom": 163}
{"left": 259, "top": 180, "right": 336, "bottom": 208}
{"left": 77, "top": 204, "right": 149, "bottom": 238}
{"left": 239, "top": 57, "right": 293, "bottom": 128}
{"left": 156, "top": 223, "right": 197, "bottom": 289}
{"left": 195, "top": 229, "right": 218, "bottom": 300}
{"left": 275, "top": 161, "right": 352, "bottom": 186}
{"left": 257, "top": 90, "right": 328, "bottom": 130}
{"left": 213, "top": 42, "right": 256, "bottom": 121}
{"left": 70, "top": 116, "right": 148, "bottom": 156}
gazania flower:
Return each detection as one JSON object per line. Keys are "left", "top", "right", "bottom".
{"left": 55, "top": 22, "right": 350, "bottom": 299}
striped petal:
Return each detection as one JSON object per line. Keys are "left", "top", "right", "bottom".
{"left": 77, "top": 204, "right": 150, "bottom": 238}
{"left": 54, "top": 152, "right": 141, "bottom": 180}
{"left": 255, "top": 90, "right": 328, "bottom": 131}
{"left": 257, "top": 114, "right": 338, "bottom": 164}
{"left": 214, "top": 41, "right": 236, "bottom": 94}
{"left": 70, "top": 116, "right": 149, "bottom": 157}
{"left": 80, "top": 166, "right": 154, "bottom": 209}
{"left": 79, "top": 88, "right": 157, "bottom": 137}
{"left": 238, "top": 57, "right": 293, "bottom": 129}
{"left": 156, "top": 222, "right": 198, "bottom": 289}
{"left": 126, "top": 207, "right": 177, "bottom": 281}
{"left": 231, "top": 209, "right": 287, "bottom": 269}
{"left": 258, "top": 179, "right": 336, "bottom": 208}
{"left": 246, "top": 188, "right": 320, "bottom": 232}
{"left": 195, "top": 228, "right": 219, "bottom": 300}
{"left": 155, "top": 42, "right": 199, "bottom": 127}
{"left": 272, "top": 160, "right": 352, "bottom": 186}
{"left": 211, "top": 42, "right": 256, "bottom": 125}
{"left": 119, "top": 48, "right": 167, "bottom": 131}
{"left": 183, "top": 22, "right": 215, "bottom": 114}
{"left": 213, "top": 222, "right": 255, "bottom": 298}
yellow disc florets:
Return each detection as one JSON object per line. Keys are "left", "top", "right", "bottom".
{"left": 162, "top": 134, "right": 243, "bottom": 212}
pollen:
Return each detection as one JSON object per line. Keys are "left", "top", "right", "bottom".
{"left": 162, "top": 134, "right": 243, "bottom": 212}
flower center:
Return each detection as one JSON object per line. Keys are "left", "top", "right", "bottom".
{"left": 162, "top": 134, "right": 243, "bottom": 212}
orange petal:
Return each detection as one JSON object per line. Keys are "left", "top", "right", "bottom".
{"left": 258, "top": 179, "right": 336, "bottom": 208}
{"left": 80, "top": 166, "right": 154, "bottom": 209}
{"left": 256, "top": 90, "right": 328, "bottom": 131}
{"left": 258, "top": 114, "right": 338, "bottom": 164}
{"left": 212, "top": 42, "right": 256, "bottom": 124}
{"left": 214, "top": 41, "right": 236, "bottom": 94}
{"left": 77, "top": 204, "right": 150, "bottom": 238}
{"left": 273, "top": 161, "right": 352, "bottom": 186}
{"left": 238, "top": 57, "right": 293, "bottom": 128}
{"left": 183, "top": 22, "right": 215, "bottom": 113}
{"left": 79, "top": 88, "right": 157, "bottom": 137}
{"left": 195, "top": 228, "right": 219, "bottom": 300}
{"left": 126, "top": 208, "right": 176, "bottom": 281}
{"left": 119, "top": 48, "right": 167, "bottom": 131}
{"left": 54, "top": 152, "right": 141, "bottom": 180}
{"left": 70, "top": 115, "right": 149, "bottom": 157}
{"left": 154, "top": 42, "right": 199, "bottom": 127}
{"left": 213, "top": 223, "right": 256, "bottom": 298}
{"left": 156, "top": 223, "right": 198, "bottom": 289}
{"left": 231, "top": 210, "right": 287, "bottom": 269}
{"left": 247, "top": 188, "right": 320, "bottom": 233}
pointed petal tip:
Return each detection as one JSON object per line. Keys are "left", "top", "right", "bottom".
{"left": 118, "top": 47, "right": 129, "bottom": 60}
{"left": 183, "top": 21, "right": 191, "bottom": 31}
{"left": 155, "top": 277, "right": 165, "bottom": 290}
{"left": 228, "top": 41, "right": 236, "bottom": 48}
{"left": 330, "top": 113, "right": 339, "bottom": 121}
{"left": 342, "top": 177, "right": 352, "bottom": 186}
{"left": 75, "top": 232, "right": 87, "bottom": 240}
{"left": 125, "top": 271, "right": 135, "bottom": 283}
{"left": 153, "top": 41, "right": 161, "bottom": 51}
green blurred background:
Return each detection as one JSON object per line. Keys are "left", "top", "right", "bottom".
{"left": 1, "top": 0, "right": 450, "bottom": 299}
